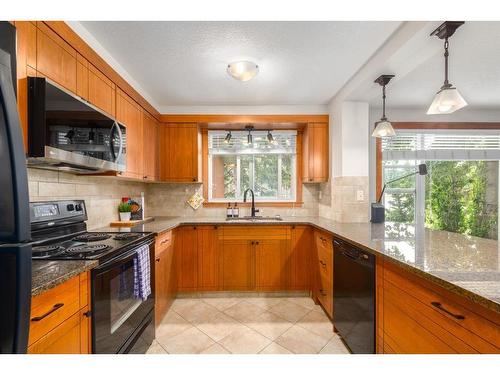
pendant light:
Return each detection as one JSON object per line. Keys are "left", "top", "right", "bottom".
{"left": 372, "top": 74, "right": 396, "bottom": 138}
{"left": 427, "top": 21, "right": 467, "bottom": 115}
{"left": 267, "top": 130, "right": 277, "bottom": 145}
{"left": 245, "top": 125, "right": 254, "bottom": 145}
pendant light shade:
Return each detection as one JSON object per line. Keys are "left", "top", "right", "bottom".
{"left": 427, "top": 86, "right": 467, "bottom": 114}
{"left": 372, "top": 74, "right": 396, "bottom": 138}
{"left": 372, "top": 120, "right": 396, "bottom": 138}
{"left": 427, "top": 21, "right": 466, "bottom": 115}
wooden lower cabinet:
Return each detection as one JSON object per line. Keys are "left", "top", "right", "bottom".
{"left": 221, "top": 239, "right": 255, "bottom": 291}
{"left": 313, "top": 230, "right": 333, "bottom": 318}
{"left": 28, "top": 272, "right": 91, "bottom": 354}
{"left": 198, "top": 226, "right": 220, "bottom": 291}
{"left": 155, "top": 230, "right": 176, "bottom": 326}
{"left": 377, "top": 259, "right": 500, "bottom": 354}
{"left": 255, "top": 239, "right": 288, "bottom": 291}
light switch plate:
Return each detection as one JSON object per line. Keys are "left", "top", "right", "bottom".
{"left": 356, "top": 190, "right": 365, "bottom": 202}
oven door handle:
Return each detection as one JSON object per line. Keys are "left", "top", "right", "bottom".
{"left": 93, "top": 240, "right": 154, "bottom": 274}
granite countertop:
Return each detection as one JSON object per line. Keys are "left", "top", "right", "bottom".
{"left": 96, "top": 216, "right": 500, "bottom": 313}
{"left": 32, "top": 260, "right": 98, "bottom": 297}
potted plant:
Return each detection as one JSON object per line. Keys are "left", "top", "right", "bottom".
{"left": 118, "top": 202, "right": 132, "bottom": 221}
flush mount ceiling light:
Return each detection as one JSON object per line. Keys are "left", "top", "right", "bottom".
{"left": 223, "top": 131, "right": 232, "bottom": 144}
{"left": 372, "top": 74, "right": 396, "bottom": 138}
{"left": 427, "top": 21, "right": 467, "bottom": 115}
{"left": 227, "top": 61, "right": 259, "bottom": 82}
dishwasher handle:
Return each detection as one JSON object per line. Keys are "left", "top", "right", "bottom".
{"left": 334, "top": 239, "right": 374, "bottom": 267}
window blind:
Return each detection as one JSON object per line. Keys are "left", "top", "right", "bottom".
{"left": 382, "top": 130, "right": 500, "bottom": 160}
{"left": 209, "top": 130, "right": 297, "bottom": 155}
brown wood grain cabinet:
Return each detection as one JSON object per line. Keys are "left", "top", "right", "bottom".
{"left": 197, "top": 226, "right": 220, "bottom": 291}
{"left": 255, "top": 239, "right": 289, "bottom": 291}
{"left": 142, "top": 111, "right": 158, "bottom": 181}
{"left": 116, "top": 89, "right": 143, "bottom": 179}
{"left": 76, "top": 53, "right": 89, "bottom": 101}
{"left": 175, "top": 226, "right": 199, "bottom": 291}
{"left": 155, "top": 230, "right": 175, "bottom": 326}
{"left": 221, "top": 239, "right": 255, "bottom": 291}
{"left": 303, "top": 122, "right": 329, "bottom": 183}
{"left": 377, "top": 259, "right": 500, "bottom": 354}
{"left": 28, "top": 272, "right": 91, "bottom": 354}
{"left": 289, "top": 225, "right": 312, "bottom": 290}
{"left": 158, "top": 123, "right": 201, "bottom": 182}
{"left": 313, "top": 230, "right": 333, "bottom": 318}
{"left": 88, "top": 63, "right": 116, "bottom": 117}
{"left": 36, "top": 22, "right": 77, "bottom": 93}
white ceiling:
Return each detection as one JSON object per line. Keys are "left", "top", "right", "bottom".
{"left": 370, "top": 22, "right": 500, "bottom": 110}
{"left": 76, "top": 21, "right": 401, "bottom": 111}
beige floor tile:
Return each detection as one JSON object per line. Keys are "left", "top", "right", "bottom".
{"left": 223, "top": 301, "right": 267, "bottom": 322}
{"left": 146, "top": 340, "right": 168, "bottom": 354}
{"left": 160, "top": 327, "right": 215, "bottom": 354}
{"left": 170, "top": 298, "right": 199, "bottom": 313}
{"left": 195, "top": 312, "right": 247, "bottom": 341}
{"left": 244, "top": 311, "right": 293, "bottom": 340}
{"left": 156, "top": 311, "right": 192, "bottom": 342}
{"left": 173, "top": 300, "right": 221, "bottom": 324}
{"left": 200, "top": 343, "right": 230, "bottom": 354}
{"left": 268, "top": 300, "right": 310, "bottom": 323}
{"left": 296, "top": 310, "right": 334, "bottom": 340}
{"left": 244, "top": 297, "right": 283, "bottom": 310}
{"left": 219, "top": 326, "right": 272, "bottom": 354}
{"left": 275, "top": 325, "right": 330, "bottom": 354}
{"left": 286, "top": 297, "right": 317, "bottom": 310}
{"left": 259, "top": 342, "right": 292, "bottom": 354}
{"left": 319, "top": 336, "right": 350, "bottom": 354}
{"left": 202, "top": 297, "right": 240, "bottom": 311}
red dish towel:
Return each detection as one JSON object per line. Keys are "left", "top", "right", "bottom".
{"left": 133, "top": 244, "right": 151, "bottom": 301}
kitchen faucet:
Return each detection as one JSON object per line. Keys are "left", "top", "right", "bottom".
{"left": 243, "top": 188, "right": 259, "bottom": 218}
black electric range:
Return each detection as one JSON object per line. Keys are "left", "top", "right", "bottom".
{"left": 29, "top": 200, "right": 156, "bottom": 354}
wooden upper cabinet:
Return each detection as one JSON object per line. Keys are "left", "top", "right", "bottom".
{"left": 142, "top": 111, "right": 158, "bottom": 181}
{"left": 303, "top": 122, "right": 329, "bottom": 183}
{"left": 175, "top": 226, "right": 198, "bottom": 291}
{"left": 76, "top": 54, "right": 89, "bottom": 101}
{"left": 116, "top": 89, "right": 143, "bottom": 178}
{"left": 197, "top": 226, "right": 220, "bottom": 291}
{"left": 88, "top": 64, "right": 116, "bottom": 117}
{"left": 36, "top": 22, "right": 77, "bottom": 93}
{"left": 158, "top": 123, "right": 201, "bottom": 182}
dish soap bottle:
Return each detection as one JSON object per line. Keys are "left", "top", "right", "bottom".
{"left": 233, "top": 202, "right": 239, "bottom": 218}
{"left": 226, "top": 203, "right": 233, "bottom": 218}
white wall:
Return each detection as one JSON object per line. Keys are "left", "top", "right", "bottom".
{"left": 160, "top": 104, "right": 328, "bottom": 114}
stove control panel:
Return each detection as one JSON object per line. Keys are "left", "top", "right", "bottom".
{"left": 30, "top": 200, "right": 87, "bottom": 227}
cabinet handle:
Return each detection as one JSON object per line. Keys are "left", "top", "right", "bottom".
{"left": 319, "top": 260, "right": 326, "bottom": 267}
{"left": 159, "top": 238, "right": 170, "bottom": 245}
{"left": 31, "top": 303, "right": 64, "bottom": 322}
{"left": 319, "top": 289, "right": 327, "bottom": 297}
{"left": 214, "top": 225, "right": 218, "bottom": 229}
{"left": 83, "top": 310, "right": 92, "bottom": 318}
{"left": 430, "top": 302, "right": 465, "bottom": 320}
{"left": 192, "top": 178, "right": 196, "bottom": 182}
{"left": 251, "top": 241, "right": 254, "bottom": 245}
{"left": 193, "top": 226, "right": 197, "bottom": 230}
{"left": 156, "top": 258, "right": 160, "bottom": 262}
{"left": 255, "top": 241, "right": 259, "bottom": 245}
{"left": 309, "top": 178, "right": 313, "bottom": 182}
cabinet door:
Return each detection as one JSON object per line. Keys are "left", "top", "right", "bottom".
{"left": 221, "top": 239, "right": 254, "bottom": 291}
{"left": 36, "top": 23, "right": 77, "bottom": 93}
{"left": 88, "top": 64, "right": 116, "bottom": 117}
{"left": 155, "top": 252, "right": 166, "bottom": 326}
{"left": 197, "top": 226, "right": 220, "bottom": 291}
{"left": 116, "top": 89, "right": 143, "bottom": 178}
{"left": 168, "top": 123, "right": 200, "bottom": 182}
{"left": 255, "top": 239, "right": 288, "bottom": 291}
{"left": 157, "top": 124, "right": 170, "bottom": 180}
{"left": 28, "top": 311, "right": 83, "bottom": 354}
{"left": 175, "top": 226, "right": 198, "bottom": 291}
{"left": 289, "top": 225, "right": 312, "bottom": 290}
{"left": 142, "top": 111, "right": 158, "bottom": 181}
{"left": 76, "top": 54, "right": 89, "bottom": 101}
{"left": 303, "top": 122, "right": 329, "bottom": 182}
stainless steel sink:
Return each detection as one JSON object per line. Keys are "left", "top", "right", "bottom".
{"left": 225, "top": 216, "right": 283, "bottom": 221}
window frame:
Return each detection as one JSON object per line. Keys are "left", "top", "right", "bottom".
{"left": 201, "top": 128, "right": 304, "bottom": 206}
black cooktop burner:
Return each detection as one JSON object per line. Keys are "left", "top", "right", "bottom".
{"left": 114, "top": 233, "right": 142, "bottom": 241}
{"left": 66, "top": 244, "right": 112, "bottom": 254}
{"left": 73, "top": 233, "right": 112, "bottom": 242}
{"left": 32, "top": 245, "right": 64, "bottom": 257}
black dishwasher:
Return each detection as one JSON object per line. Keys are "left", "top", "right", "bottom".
{"left": 333, "top": 238, "right": 375, "bottom": 354}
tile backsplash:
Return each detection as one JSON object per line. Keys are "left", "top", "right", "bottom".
{"left": 319, "top": 176, "right": 369, "bottom": 222}
{"left": 28, "top": 168, "right": 147, "bottom": 229}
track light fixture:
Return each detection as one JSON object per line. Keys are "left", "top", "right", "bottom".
{"left": 372, "top": 75, "right": 396, "bottom": 138}
{"left": 245, "top": 125, "right": 254, "bottom": 145}
{"left": 427, "top": 21, "right": 467, "bottom": 115}
{"left": 224, "top": 130, "right": 232, "bottom": 143}
{"left": 267, "top": 130, "right": 277, "bottom": 144}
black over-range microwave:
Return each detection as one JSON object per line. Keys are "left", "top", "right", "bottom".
{"left": 27, "top": 77, "right": 126, "bottom": 173}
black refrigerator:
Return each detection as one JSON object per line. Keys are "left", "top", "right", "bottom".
{"left": 0, "top": 21, "right": 32, "bottom": 354}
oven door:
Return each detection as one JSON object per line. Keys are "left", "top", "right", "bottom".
{"left": 91, "top": 242, "right": 155, "bottom": 354}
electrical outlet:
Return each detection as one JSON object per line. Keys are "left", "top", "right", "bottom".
{"left": 356, "top": 190, "right": 365, "bottom": 202}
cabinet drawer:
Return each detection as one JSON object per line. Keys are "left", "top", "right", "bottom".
{"left": 155, "top": 230, "right": 172, "bottom": 256}
{"left": 317, "top": 244, "right": 332, "bottom": 280}
{"left": 384, "top": 262, "right": 500, "bottom": 353}
{"left": 318, "top": 274, "right": 333, "bottom": 318}
{"left": 29, "top": 275, "right": 81, "bottom": 346}
{"left": 222, "top": 225, "right": 289, "bottom": 240}
{"left": 315, "top": 230, "right": 333, "bottom": 253}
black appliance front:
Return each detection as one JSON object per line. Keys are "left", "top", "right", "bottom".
{"left": 333, "top": 239, "right": 375, "bottom": 354}
{"left": 91, "top": 242, "right": 155, "bottom": 354}
{"left": 0, "top": 21, "right": 32, "bottom": 354}
{"left": 27, "top": 77, "right": 126, "bottom": 173}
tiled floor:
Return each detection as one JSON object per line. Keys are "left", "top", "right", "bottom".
{"left": 146, "top": 296, "right": 350, "bottom": 354}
